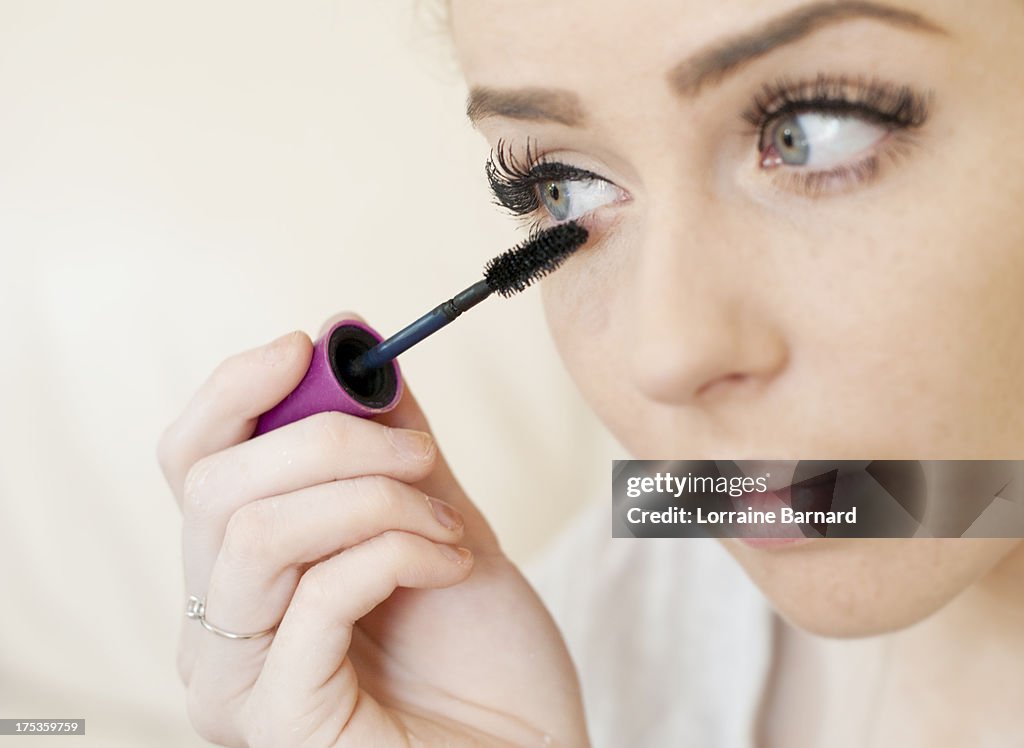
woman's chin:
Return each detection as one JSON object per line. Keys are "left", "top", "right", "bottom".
{"left": 721, "top": 538, "right": 1021, "bottom": 638}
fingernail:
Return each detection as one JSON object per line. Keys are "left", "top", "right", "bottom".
{"left": 262, "top": 331, "right": 299, "bottom": 365}
{"left": 427, "top": 497, "right": 463, "bottom": 530}
{"left": 438, "top": 544, "right": 472, "bottom": 564}
{"left": 387, "top": 428, "right": 435, "bottom": 462}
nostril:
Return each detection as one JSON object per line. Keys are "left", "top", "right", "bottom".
{"left": 696, "top": 372, "right": 753, "bottom": 399}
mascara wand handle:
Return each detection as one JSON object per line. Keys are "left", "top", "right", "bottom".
{"left": 347, "top": 279, "right": 493, "bottom": 375}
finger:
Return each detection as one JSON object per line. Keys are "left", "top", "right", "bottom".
{"left": 158, "top": 331, "right": 313, "bottom": 499}
{"left": 185, "top": 411, "right": 436, "bottom": 522}
{"left": 374, "top": 383, "right": 501, "bottom": 552}
{"left": 319, "top": 309, "right": 500, "bottom": 552}
{"left": 209, "top": 478, "right": 465, "bottom": 616}
{"left": 181, "top": 479, "right": 463, "bottom": 696}
{"left": 250, "top": 531, "right": 473, "bottom": 731}
{"left": 181, "top": 411, "right": 438, "bottom": 594}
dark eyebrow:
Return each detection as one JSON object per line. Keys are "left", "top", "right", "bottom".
{"left": 466, "top": 86, "right": 584, "bottom": 126}
{"left": 670, "top": 1, "right": 947, "bottom": 96}
{"left": 466, "top": 1, "right": 947, "bottom": 127}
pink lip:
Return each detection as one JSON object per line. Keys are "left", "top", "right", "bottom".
{"left": 728, "top": 485, "right": 816, "bottom": 549}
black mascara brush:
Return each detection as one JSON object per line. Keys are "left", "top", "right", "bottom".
{"left": 345, "top": 221, "right": 589, "bottom": 377}
{"left": 253, "top": 221, "right": 590, "bottom": 435}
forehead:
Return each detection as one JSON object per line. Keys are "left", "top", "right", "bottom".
{"left": 451, "top": 0, "right": 800, "bottom": 89}
{"left": 449, "top": 0, "right": 952, "bottom": 95}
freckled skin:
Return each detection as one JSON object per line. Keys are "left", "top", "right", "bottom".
{"left": 451, "top": 0, "right": 1024, "bottom": 636}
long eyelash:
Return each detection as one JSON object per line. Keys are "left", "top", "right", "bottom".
{"left": 485, "top": 138, "right": 601, "bottom": 216}
{"left": 742, "top": 74, "right": 932, "bottom": 197}
{"left": 742, "top": 73, "right": 932, "bottom": 131}
{"left": 485, "top": 138, "right": 540, "bottom": 215}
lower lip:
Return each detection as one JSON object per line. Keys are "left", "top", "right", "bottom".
{"left": 729, "top": 486, "right": 815, "bottom": 550}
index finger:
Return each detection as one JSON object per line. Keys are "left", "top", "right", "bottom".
{"left": 157, "top": 330, "right": 313, "bottom": 500}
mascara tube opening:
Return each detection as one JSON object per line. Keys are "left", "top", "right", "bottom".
{"left": 328, "top": 324, "right": 399, "bottom": 409}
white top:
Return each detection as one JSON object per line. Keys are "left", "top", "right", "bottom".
{"left": 525, "top": 500, "right": 777, "bottom": 748}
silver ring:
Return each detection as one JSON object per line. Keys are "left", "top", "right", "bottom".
{"left": 185, "top": 595, "right": 276, "bottom": 640}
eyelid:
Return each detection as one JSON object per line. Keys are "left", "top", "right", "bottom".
{"left": 765, "top": 101, "right": 904, "bottom": 131}
{"left": 527, "top": 161, "right": 605, "bottom": 182}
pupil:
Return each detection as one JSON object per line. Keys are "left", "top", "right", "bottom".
{"left": 548, "top": 183, "right": 560, "bottom": 201}
{"left": 782, "top": 129, "right": 794, "bottom": 148}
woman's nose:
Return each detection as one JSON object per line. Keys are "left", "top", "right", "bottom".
{"left": 626, "top": 216, "right": 789, "bottom": 406}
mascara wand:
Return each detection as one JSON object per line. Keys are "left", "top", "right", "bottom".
{"left": 344, "top": 221, "right": 589, "bottom": 378}
{"left": 253, "top": 220, "right": 589, "bottom": 436}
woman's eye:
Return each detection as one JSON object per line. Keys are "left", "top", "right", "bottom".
{"left": 759, "top": 112, "right": 888, "bottom": 170}
{"left": 537, "top": 178, "right": 619, "bottom": 222}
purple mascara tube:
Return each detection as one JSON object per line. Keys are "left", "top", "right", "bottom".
{"left": 254, "top": 320, "right": 403, "bottom": 436}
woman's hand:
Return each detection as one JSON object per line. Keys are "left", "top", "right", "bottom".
{"left": 156, "top": 314, "right": 588, "bottom": 748}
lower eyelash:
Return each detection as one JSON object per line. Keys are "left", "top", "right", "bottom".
{"left": 769, "top": 133, "right": 917, "bottom": 197}
{"left": 777, "top": 154, "right": 881, "bottom": 196}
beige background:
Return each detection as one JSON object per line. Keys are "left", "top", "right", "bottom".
{"left": 0, "top": 2, "right": 620, "bottom": 745}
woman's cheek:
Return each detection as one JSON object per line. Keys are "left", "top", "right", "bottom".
{"left": 540, "top": 249, "right": 633, "bottom": 414}
{"left": 540, "top": 267, "right": 610, "bottom": 390}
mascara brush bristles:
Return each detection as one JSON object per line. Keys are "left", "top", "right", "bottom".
{"left": 484, "top": 222, "right": 589, "bottom": 297}
{"left": 346, "top": 221, "right": 589, "bottom": 376}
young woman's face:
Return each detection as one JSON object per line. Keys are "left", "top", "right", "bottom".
{"left": 451, "top": 0, "right": 1024, "bottom": 636}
